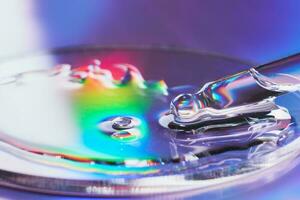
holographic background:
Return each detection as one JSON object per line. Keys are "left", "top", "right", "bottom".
{"left": 0, "top": 0, "right": 300, "bottom": 199}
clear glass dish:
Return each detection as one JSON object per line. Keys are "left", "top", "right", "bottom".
{"left": 0, "top": 46, "right": 299, "bottom": 197}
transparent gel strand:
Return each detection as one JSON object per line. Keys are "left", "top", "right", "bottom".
{"left": 171, "top": 53, "right": 300, "bottom": 123}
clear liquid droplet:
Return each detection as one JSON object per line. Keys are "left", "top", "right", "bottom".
{"left": 98, "top": 116, "right": 142, "bottom": 142}
{"left": 112, "top": 116, "right": 135, "bottom": 130}
{"left": 171, "top": 93, "right": 199, "bottom": 120}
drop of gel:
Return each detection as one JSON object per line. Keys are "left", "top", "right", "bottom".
{"left": 112, "top": 116, "right": 135, "bottom": 130}
{"left": 171, "top": 93, "right": 199, "bottom": 119}
{"left": 97, "top": 116, "right": 143, "bottom": 142}
{"left": 98, "top": 116, "right": 140, "bottom": 132}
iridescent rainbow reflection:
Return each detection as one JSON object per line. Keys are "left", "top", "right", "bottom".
{"left": 71, "top": 63, "right": 167, "bottom": 163}
{"left": 0, "top": 61, "right": 174, "bottom": 175}
{"left": 0, "top": 56, "right": 299, "bottom": 181}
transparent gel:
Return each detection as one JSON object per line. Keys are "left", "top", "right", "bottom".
{"left": 0, "top": 48, "right": 300, "bottom": 197}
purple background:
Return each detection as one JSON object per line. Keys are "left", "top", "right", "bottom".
{"left": 0, "top": 0, "right": 300, "bottom": 199}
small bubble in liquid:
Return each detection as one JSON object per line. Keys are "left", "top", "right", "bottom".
{"left": 112, "top": 116, "right": 136, "bottom": 130}
{"left": 171, "top": 93, "right": 200, "bottom": 119}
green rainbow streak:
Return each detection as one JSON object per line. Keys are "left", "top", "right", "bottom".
{"left": 72, "top": 78, "right": 158, "bottom": 163}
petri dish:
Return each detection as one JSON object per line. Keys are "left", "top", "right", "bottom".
{"left": 0, "top": 46, "right": 299, "bottom": 197}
